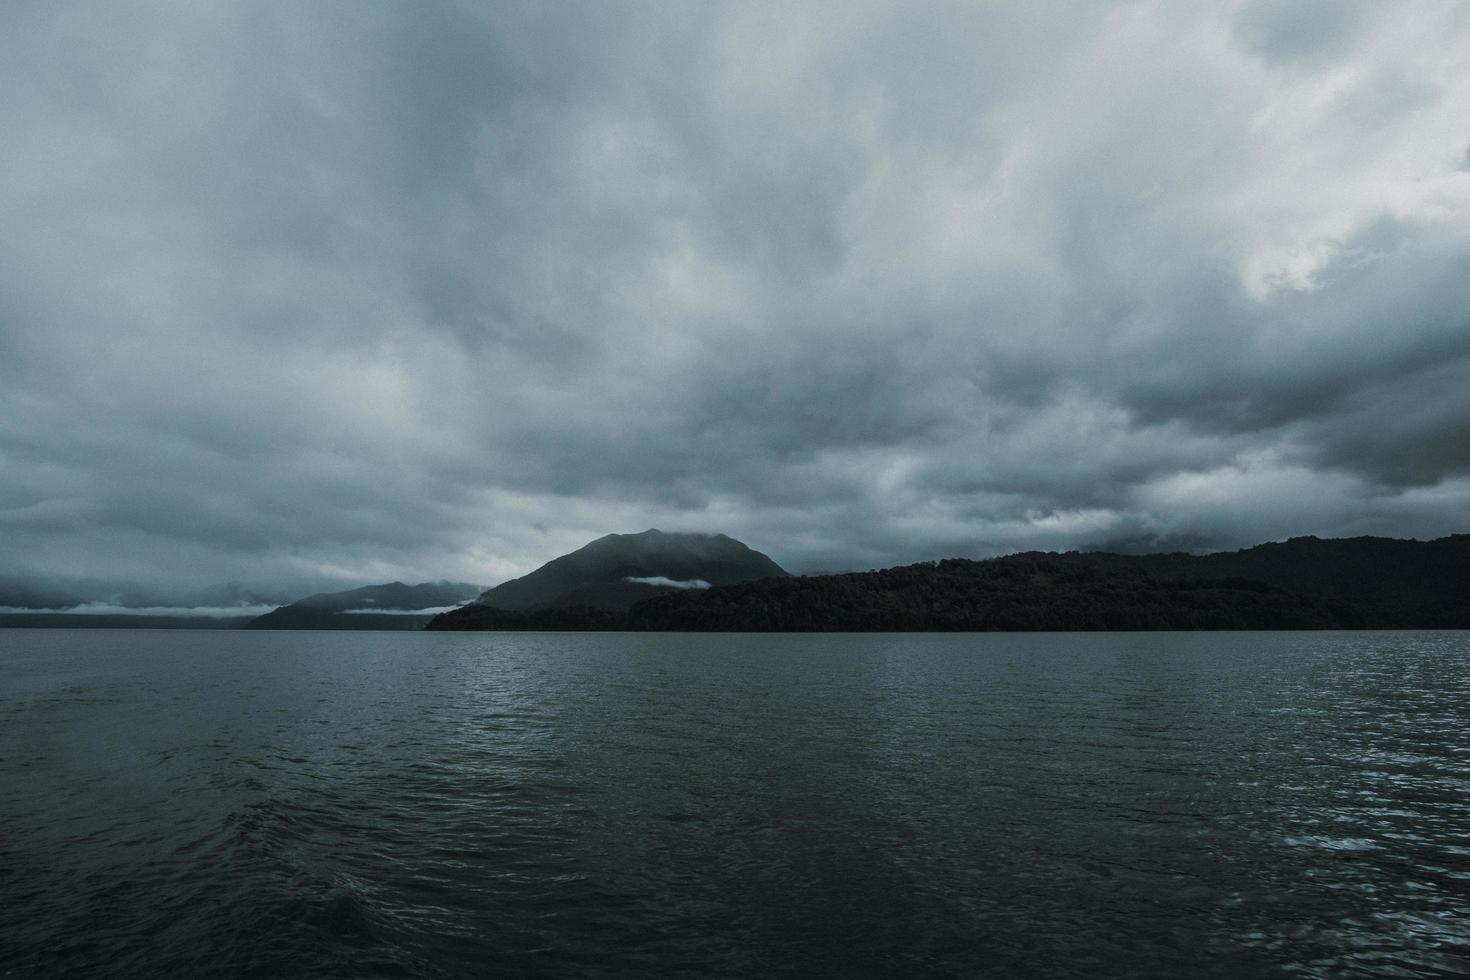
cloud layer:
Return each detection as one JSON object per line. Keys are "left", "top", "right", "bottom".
{"left": 2, "top": 1, "right": 1468, "bottom": 597}
{"left": 626, "top": 577, "right": 712, "bottom": 591}
{"left": 0, "top": 603, "right": 276, "bottom": 619}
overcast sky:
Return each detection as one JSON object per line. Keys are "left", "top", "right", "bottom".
{"left": 3, "top": 1, "right": 1469, "bottom": 602}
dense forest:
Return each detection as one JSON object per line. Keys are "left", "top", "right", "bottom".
{"left": 426, "top": 534, "right": 1470, "bottom": 631}
{"left": 428, "top": 603, "right": 623, "bottom": 631}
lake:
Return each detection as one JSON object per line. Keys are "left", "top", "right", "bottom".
{"left": 2, "top": 629, "right": 1468, "bottom": 978}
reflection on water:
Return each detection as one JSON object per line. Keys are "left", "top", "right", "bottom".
{"left": 2, "top": 629, "right": 1468, "bottom": 978}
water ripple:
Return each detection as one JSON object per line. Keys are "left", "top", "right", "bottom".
{"left": 2, "top": 629, "right": 1469, "bottom": 977}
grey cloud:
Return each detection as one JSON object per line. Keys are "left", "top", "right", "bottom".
{"left": 1233, "top": 0, "right": 1368, "bottom": 67}
{"left": 2, "top": 1, "right": 1469, "bottom": 598}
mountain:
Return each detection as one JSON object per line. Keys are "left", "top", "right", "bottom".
{"left": 629, "top": 534, "right": 1470, "bottom": 631}
{"left": 0, "top": 612, "right": 256, "bottom": 630}
{"left": 427, "top": 530, "right": 789, "bottom": 628}
{"left": 432, "top": 534, "right": 1470, "bottom": 632}
{"left": 474, "top": 529, "right": 788, "bottom": 610}
{"left": 0, "top": 578, "right": 291, "bottom": 629}
{"left": 247, "top": 581, "right": 483, "bottom": 630}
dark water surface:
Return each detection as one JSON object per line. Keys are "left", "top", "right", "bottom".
{"left": 2, "top": 629, "right": 1468, "bottom": 978}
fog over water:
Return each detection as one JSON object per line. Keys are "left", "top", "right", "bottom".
{"left": 3, "top": 2, "right": 1470, "bottom": 601}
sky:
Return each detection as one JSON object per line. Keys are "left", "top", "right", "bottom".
{"left": 3, "top": 1, "right": 1469, "bottom": 604}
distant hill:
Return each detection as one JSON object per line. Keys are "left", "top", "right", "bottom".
{"left": 0, "top": 613, "right": 254, "bottom": 630}
{"left": 247, "top": 581, "right": 483, "bottom": 630}
{"left": 427, "top": 530, "right": 789, "bottom": 628}
{"left": 1102, "top": 535, "right": 1470, "bottom": 617}
{"left": 431, "top": 534, "right": 1470, "bottom": 631}
{"left": 0, "top": 580, "right": 288, "bottom": 629}
{"left": 472, "top": 529, "right": 785, "bottom": 610}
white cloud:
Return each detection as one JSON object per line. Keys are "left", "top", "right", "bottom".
{"left": 0, "top": 603, "right": 276, "bottom": 618}
{"left": 625, "top": 577, "right": 711, "bottom": 590}
{"left": 339, "top": 605, "right": 466, "bottom": 615}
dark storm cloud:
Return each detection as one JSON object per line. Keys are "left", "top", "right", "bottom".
{"left": 2, "top": 1, "right": 1469, "bottom": 598}
{"left": 1233, "top": 0, "right": 1369, "bottom": 67}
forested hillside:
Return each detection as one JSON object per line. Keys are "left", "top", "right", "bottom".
{"left": 428, "top": 535, "right": 1470, "bottom": 631}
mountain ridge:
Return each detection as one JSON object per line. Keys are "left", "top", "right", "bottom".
{"left": 429, "top": 533, "right": 1470, "bottom": 631}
